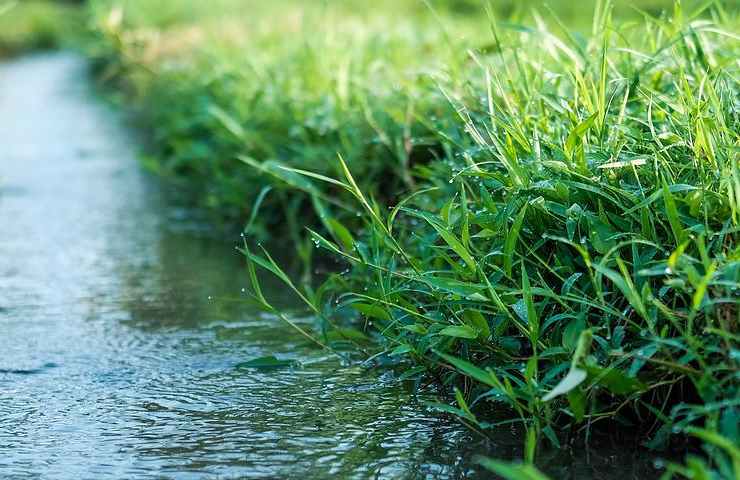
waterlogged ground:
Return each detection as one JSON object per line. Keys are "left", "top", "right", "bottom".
{"left": 0, "top": 53, "right": 662, "bottom": 480}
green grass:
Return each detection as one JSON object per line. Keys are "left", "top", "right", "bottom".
{"left": 0, "top": 1, "right": 84, "bottom": 56}
{"left": 15, "top": 0, "right": 740, "bottom": 477}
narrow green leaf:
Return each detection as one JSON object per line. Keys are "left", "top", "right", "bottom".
{"left": 236, "top": 355, "right": 297, "bottom": 369}
{"left": 542, "top": 367, "right": 587, "bottom": 401}
{"left": 477, "top": 458, "right": 552, "bottom": 480}
{"left": 593, "top": 259, "right": 648, "bottom": 321}
{"left": 402, "top": 324, "right": 427, "bottom": 335}
{"left": 436, "top": 352, "right": 501, "bottom": 388}
{"left": 390, "top": 344, "right": 413, "bottom": 356}
{"left": 692, "top": 262, "right": 717, "bottom": 312}
{"left": 439, "top": 325, "right": 479, "bottom": 339}
{"left": 327, "top": 218, "right": 355, "bottom": 252}
{"left": 662, "top": 177, "right": 686, "bottom": 246}
{"left": 351, "top": 303, "right": 391, "bottom": 322}
{"left": 522, "top": 267, "right": 539, "bottom": 344}
{"left": 524, "top": 424, "right": 537, "bottom": 463}
{"left": 418, "top": 212, "right": 477, "bottom": 272}
{"left": 565, "top": 112, "right": 597, "bottom": 160}
{"left": 463, "top": 310, "right": 491, "bottom": 339}
{"left": 567, "top": 388, "right": 586, "bottom": 422}
{"left": 454, "top": 387, "right": 477, "bottom": 421}
{"left": 424, "top": 276, "right": 486, "bottom": 297}
{"left": 504, "top": 203, "right": 528, "bottom": 277}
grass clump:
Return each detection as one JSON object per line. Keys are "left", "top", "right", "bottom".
{"left": 242, "top": 3, "right": 739, "bottom": 477}
{"left": 80, "top": 0, "right": 740, "bottom": 476}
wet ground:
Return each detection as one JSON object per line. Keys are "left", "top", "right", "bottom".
{"left": 0, "top": 53, "right": 663, "bottom": 479}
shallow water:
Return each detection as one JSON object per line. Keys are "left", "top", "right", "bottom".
{"left": 0, "top": 53, "right": 661, "bottom": 480}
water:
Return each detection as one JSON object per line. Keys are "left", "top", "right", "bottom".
{"left": 0, "top": 53, "right": 661, "bottom": 479}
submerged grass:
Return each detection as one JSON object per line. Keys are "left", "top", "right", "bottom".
{"left": 22, "top": 0, "right": 740, "bottom": 477}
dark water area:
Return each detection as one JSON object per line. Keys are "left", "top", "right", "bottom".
{"left": 0, "top": 53, "right": 662, "bottom": 479}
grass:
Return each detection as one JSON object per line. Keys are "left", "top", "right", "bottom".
{"left": 0, "top": 1, "right": 84, "bottom": 57}
{"left": 10, "top": 0, "right": 740, "bottom": 477}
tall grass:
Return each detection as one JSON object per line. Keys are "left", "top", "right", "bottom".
{"left": 270, "top": 3, "right": 739, "bottom": 476}
{"left": 63, "top": 0, "right": 740, "bottom": 476}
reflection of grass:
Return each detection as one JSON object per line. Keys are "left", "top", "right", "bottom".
{"left": 0, "top": 1, "right": 84, "bottom": 56}
{"left": 17, "top": 0, "right": 740, "bottom": 477}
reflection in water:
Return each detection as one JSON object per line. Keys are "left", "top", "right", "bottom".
{"left": 0, "top": 53, "right": 661, "bottom": 479}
